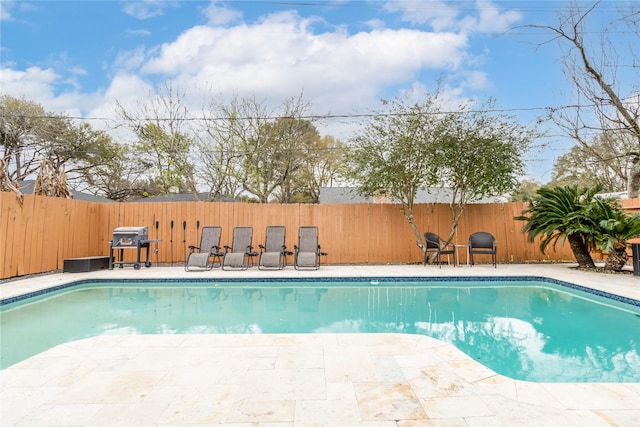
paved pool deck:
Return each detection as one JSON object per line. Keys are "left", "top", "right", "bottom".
{"left": 1, "top": 264, "right": 639, "bottom": 426}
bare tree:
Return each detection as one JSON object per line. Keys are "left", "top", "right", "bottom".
{"left": 529, "top": 1, "right": 640, "bottom": 196}
{"left": 117, "top": 82, "right": 197, "bottom": 196}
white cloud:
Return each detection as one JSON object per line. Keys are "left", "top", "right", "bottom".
{"left": 112, "top": 46, "right": 149, "bottom": 73}
{"left": 0, "top": 66, "right": 60, "bottom": 101}
{"left": 137, "top": 9, "right": 468, "bottom": 124}
{"left": 384, "top": 0, "right": 460, "bottom": 31}
{"left": 0, "top": 0, "right": 15, "bottom": 21}
{"left": 202, "top": 1, "right": 242, "bottom": 26}
{"left": 459, "top": 0, "right": 522, "bottom": 34}
{"left": 383, "top": 0, "right": 521, "bottom": 34}
{"left": 122, "top": 0, "right": 178, "bottom": 20}
{"left": 0, "top": 2, "right": 493, "bottom": 143}
{"left": 127, "top": 29, "right": 152, "bottom": 37}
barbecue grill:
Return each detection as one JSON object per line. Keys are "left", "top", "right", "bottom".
{"left": 109, "top": 226, "right": 159, "bottom": 269}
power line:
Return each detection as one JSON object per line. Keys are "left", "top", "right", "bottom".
{"left": 0, "top": 103, "right": 611, "bottom": 123}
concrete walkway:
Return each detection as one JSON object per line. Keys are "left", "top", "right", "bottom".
{"left": 1, "top": 264, "right": 639, "bottom": 426}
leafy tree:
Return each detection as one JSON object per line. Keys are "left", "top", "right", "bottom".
{"left": 436, "top": 98, "right": 534, "bottom": 242}
{"left": 270, "top": 117, "right": 323, "bottom": 203}
{"left": 204, "top": 93, "right": 326, "bottom": 203}
{"left": 529, "top": 1, "right": 640, "bottom": 197}
{"left": 74, "top": 134, "right": 149, "bottom": 201}
{"left": 548, "top": 131, "right": 633, "bottom": 192}
{"left": 1, "top": 95, "right": 75, "bottom": 180}
{"left": 343, "top": 90, "right": 534, "bottom": 262}
{"left": 516, "top": 186, "right": 600, "bottom": 269}
{"left": 342, "top": 90, "right": 443, "bottom": 254}
{"left": 117, "top": 83, "right": 197, "bottom": 196}
{"left": 196, "top": 98, "right": 245, "bottom": 200}
{"left": 510, "top": 179, "right": 542, "bottom": 202}
{"left": 134, "top": 122, "right": 194, "bottom": 194}
{"left": 296, "top": 135, "right": 344, "bottom": 203}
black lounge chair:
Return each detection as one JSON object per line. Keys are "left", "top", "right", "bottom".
{"left": 294, "top": 226, "right": 327, "bottom": 270}
{"left": 222, "top": 226, "right": 256, "bottom": 270}
{"left": 423, "top": 232, "right": 455, "bottom": 267}
{"left": 468, "top": 231, "right": 497, "bottom": 267}
{"left": 185, "top": 226, "right": 223, "bottom": 271}
{"left": 258, "top": 226, "right": 288, "bottom": 270}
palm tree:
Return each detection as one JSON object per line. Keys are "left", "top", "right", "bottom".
{"left": 586, "top": 197, "right": 640, "bottom": 271}
{"left": 516, "top": 186, "right": 600, "bottom": 269}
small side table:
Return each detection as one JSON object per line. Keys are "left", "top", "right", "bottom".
{"left": 454, "top": 244, "right": 469, "bottom": 266}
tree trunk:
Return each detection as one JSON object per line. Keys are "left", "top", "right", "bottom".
{"left": 604, "top": 245, "right": 629, "bottom": 271}
{"left": 627, "top": 155, "right": 640, "bottom": 199}
{"left": 400, "top": 204, "right": 426, "bottom": 263}
{"left": 567, "top": 233, "right": 596, "bottom": 269}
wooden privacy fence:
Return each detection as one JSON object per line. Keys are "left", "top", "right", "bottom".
{"left": 2, "top": 192, "right": 640, "bottom": 279}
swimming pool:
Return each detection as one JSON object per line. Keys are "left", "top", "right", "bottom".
{"left": 1, "top": 277, "right": 639, "bottom": 382}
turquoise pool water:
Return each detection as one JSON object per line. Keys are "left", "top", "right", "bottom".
{"left": 1, "top": 278, "right": 639, "bottom": 382}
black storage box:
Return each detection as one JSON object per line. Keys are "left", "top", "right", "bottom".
{"left": 63, "top": 256, "right": 111, "bottom": 273}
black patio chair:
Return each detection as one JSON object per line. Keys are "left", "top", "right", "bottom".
{"left": 423, "top": 232, "right": 455, "bottom": 267}
{"left": 468, "top": 231, "right": 497, "bottom": 268}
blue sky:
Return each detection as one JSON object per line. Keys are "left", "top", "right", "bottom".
{"left": 1, "top": 1, "right": 635, "bottom": 183}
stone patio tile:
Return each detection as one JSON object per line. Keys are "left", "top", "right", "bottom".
{"left": 295, "top": 398, "right": 362, "bottom": 425}
{"left": 373, "top": 355, "right": 406, "bottom": 382}
{"left": 235, "top": 368, "right": 326, "bottom": 401}
{"left": 464, "top": 410, "right": 612, "bottom": 427}
{"left": 438, "top": 358, "right": 496, "bottom": 383}
{"left": 275, "top": 344, "right": 325, "bottom": 370}
{"left": 472, "top": 374, "right": 518, "bottom": 401}
{"left": 0, "top": 386, "right": 60, "bottom": 425}
{"left": 473, "top": 394, "right": 614, "bottom": 427}
{"left": 337, "top": 333, "right": 421, "bottom": 355}
{"left": 402, "top": 365, "right": 477, "bottom": 399}
{"left": 421, "top": 395, "right": 494, "bottom": 419}
{"left": 273, "top": 333, "right": 337, "bottom": 347}
{"left": 12, "top": 403, "right": 105, "bottom": 426}
{"left": 180, "top": 333, "right": 255, "bottom": 347}
{"left": 325, "top": 345, "right": 378, "bottom": 383}
{"left": 397, "top": 419, "right": 468, "bottom": 427}
{"left": 593, "top": 409, "right": 640, "bottom": 426}
{"left": 48, "top": 370, "right": 167, "bottom": 404}
{"left": 514, "top": 380, "right": 566, "bottom": 408}
{"left": 354, "top": 381, "right": 427, "bottom": 421}
{"left": 159, "top": 356, "right": 250, "bottom": 386}
{"left": 326, "top": 381, "right": 357, "bottom": 401}
{"left": 226, "top": 399, "right": 296, "bottom": 423}
{"left": 1, "top": 365, "right": 66, "bottom": 388}
{"left": 147, "top": 384, "right": 237, "bottom": 424}
{"left": 85, "top": 401, "right": 174, "bottom": 426}
{"left": 541, "top": 383, "right": 640, "bottom": 410}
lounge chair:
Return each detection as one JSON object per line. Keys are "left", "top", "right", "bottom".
{"left": 294, "top": 226, "right": 327, "bottom": 270}
{"left": 423, "top": 232, "right": 455, "bottom": 268}
{"left": 258, "top": 226, "right": 288, "bottom": 270}
{"left": 222, "top": 226, "right": 256, "bottom": 270}
{"left": 468, "top": 231, "right": 497, "bottom": 267}
{"left": 185, "top": 226, "right": 223, "bottom": 271}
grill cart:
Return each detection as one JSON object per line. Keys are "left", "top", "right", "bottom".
{"left": 109, "top": 226, "right": 160, "bottom": 270}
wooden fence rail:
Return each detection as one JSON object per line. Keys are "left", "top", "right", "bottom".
{"left": 2, "top": 193, "right": 639, "bottom": 279}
